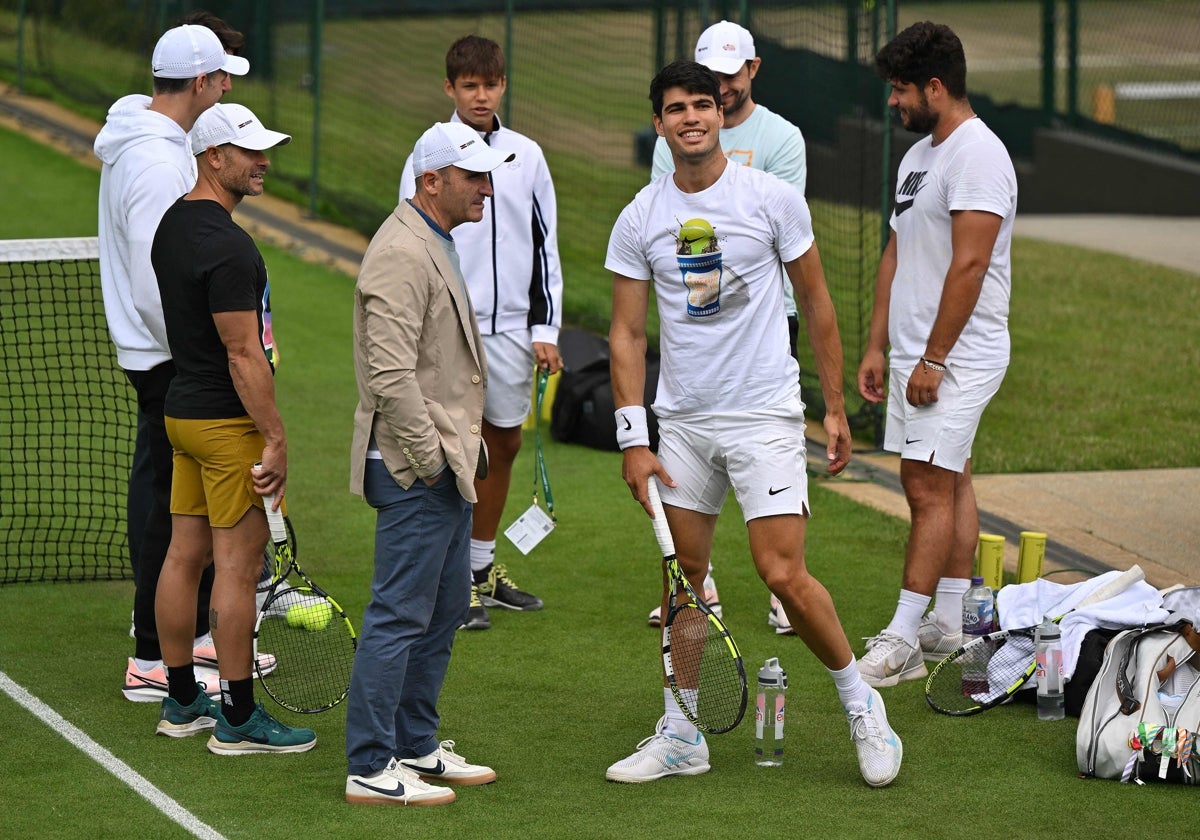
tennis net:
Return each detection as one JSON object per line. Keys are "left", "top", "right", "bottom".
{"left": 1, "top": 237, "right": 135, "bottom": 584}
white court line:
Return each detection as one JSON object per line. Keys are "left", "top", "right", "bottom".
{"left": 0, "top": 671, "right": 227, "bottom": 840}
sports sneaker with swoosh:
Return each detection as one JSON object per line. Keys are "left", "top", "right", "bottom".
{"left": 460, "top": 584, "right": 491, "bottom": 631}
{"left": 648, "top": 575, "right": 721, "bottom": 627}
{"left": 191, "top": 632, "right": 278, "bottom": 677}
{"left": 206, "top": 703, "right": 316, "bottom": 755}
{"left": 605, "top": 717, "right": 710, "bottom": 783}
{"left": 917, "top": 617, "right": 962, "bottom": 662}
{"left": 767, "top": 594, "right": 796, "bottom": 635}
{"left": 857, "top": 631, "right": 928, "bottom": 687}
{"left": 156, "top": 689, "right": 221, "bottom": 737}
{"left": 847, "top": 687, "right": 903, "bottom": 787}
{"left": 399, "top": 739, "right": 495, "bottom": 785}
{"left": 346, "top": 757, "right": 456, "bottom": 806}
{"left": 123, "top": 658, "right": 220, "bottom": 703}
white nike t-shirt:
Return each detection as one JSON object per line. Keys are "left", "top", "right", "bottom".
{"left": 888, "top": 118, "right": 1017, "bottom": 368}
{"left": 606, "top": 159, "right": 813, "bottom": 416}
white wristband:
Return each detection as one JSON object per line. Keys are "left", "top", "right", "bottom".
{"left": 614, "top": 406, "right": 650, "bottom": 450}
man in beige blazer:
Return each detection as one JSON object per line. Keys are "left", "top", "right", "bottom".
{"left": 345, "top": 122, "right": 514, "bottom": 806}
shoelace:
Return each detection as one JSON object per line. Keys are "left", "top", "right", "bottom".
{"left": 847, "top": 704, "right": 882, "bottom": 745}
{"left": 491, "top": 563, "right": 520, "bottom": 589}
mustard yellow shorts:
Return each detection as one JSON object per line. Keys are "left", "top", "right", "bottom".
{"left": 165, "top": 415, "right": 282, "bottom": 527}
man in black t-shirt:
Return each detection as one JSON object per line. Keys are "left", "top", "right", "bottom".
{"left": 150, "top": 103, "right": 312, "bottom": 754}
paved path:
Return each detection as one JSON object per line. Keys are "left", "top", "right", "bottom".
{"left": 4, "top": 84, "right": 1196, "bottom": 587}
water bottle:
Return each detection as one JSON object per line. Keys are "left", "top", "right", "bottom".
{"left": 961, "top": 576, "right": 994, "bottom": 696}
{"left": 755, "top": 657, "right": 787, "bottom": 766}
{"left": 1035, "top": 615, "right": 1065, "bottom": 720}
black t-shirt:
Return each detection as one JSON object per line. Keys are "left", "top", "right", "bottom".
{"left": 152, "top": 197, "right": 271, "bottom": 419}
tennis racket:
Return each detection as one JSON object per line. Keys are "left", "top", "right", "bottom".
{"left": 253, "top": 478, "right": 357, "bottom": 714}
{"left": 926, "top": 565, "right": 1145, "bottom": 716}
{"left": 647, "top": 478, "right": 747, "bottom": 734}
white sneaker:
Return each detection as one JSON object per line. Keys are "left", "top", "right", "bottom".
{"left": 917, "top": 617, "right": 962, "bottom": 662}
{"left": 857, "top": 631, "right": 928, "bottom": 687}
{"left": 605, "top": 717, "right": 710, "bottom": 783}
{"left": 399, "top": 740, "right": 496, "bottom": 786}
{"left": 647, "top": 578, "right": 722, "bottom": 627}
{"left": 847, "top": 687, "right": 903, "bottom": 787}
{"left": 767, "top": 595, "right": 795, "bottom": 635}
{"left": 346, "top": 757, "right": 456, "bottom": 806}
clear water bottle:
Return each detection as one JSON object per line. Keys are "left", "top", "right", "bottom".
{"left": 961, "top": 576, "right": 994, "bottom": 696}
{"left": 1035, "top": 615, "right": 1065, "bottom": 720}
{"left": 755, "top": 657, "right": 787, "bottom": 766}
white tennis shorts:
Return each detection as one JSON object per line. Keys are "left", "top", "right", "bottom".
{"left": 884, "top": 362, "right": 1006, "bottom": 472}
{"left": 657, "top": 396, "right": 810, "bottom": 522}
{"left": 481, "top": 330, "right": 535, "bottom": 428}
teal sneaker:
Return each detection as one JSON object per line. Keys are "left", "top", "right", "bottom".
{"left": 206, "top": 703, "right": 317, "bottom": 755}
{"left": 156, "top": 689, "right": 220, "bottom": 738}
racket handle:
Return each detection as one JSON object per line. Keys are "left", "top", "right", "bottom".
{"left": 645, "top": 478, "right": 676, "bottom": 557}
{"left": 1074, "top": 564, "right": 1145, "bottom": 610}
{"left": 253, "top": 462, "right": 289, "bottom": 543}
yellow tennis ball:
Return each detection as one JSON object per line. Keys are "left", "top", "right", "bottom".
{"left": 680, "top": 218, "right": 715, "bottom": 255}
{"left": 287, "top": 602, "right": 332, "bottom": 631}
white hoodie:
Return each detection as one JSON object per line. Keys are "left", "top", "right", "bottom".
{"left": 94, "top": 94, "right": 197, "bottom": 371}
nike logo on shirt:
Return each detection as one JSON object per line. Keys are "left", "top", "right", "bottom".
{"left": 895, "top": 198, "right": 916, "bottom": 216}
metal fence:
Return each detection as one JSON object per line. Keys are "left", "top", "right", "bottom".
{"left": 2, "top": 0, "right": 1197, "bottom": 429}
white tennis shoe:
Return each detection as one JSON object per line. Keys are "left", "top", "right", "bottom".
{"left": 917, "top": 617, "right": 962, "bottom": 662}
{"left": 857, "top": 631, "right": 928, "bottom": 687}
{"left": 346, "top": 758, "right": 456, "bottom": 806}
{"left": 605, "top": 717, "right": 710, "bottom": 783}
{"left": 767, "top": 594, "right": 796, "bottom": 635}
{"left": 399, "top": 740, "right": 496, "bottom": 785}
{"left": 847, "top": 687, "right": 903, "bottom": 787}
{"left": 647, "top": 575, "right": 722, "bottom": 627}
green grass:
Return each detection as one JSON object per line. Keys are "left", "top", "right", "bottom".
{"left": 2, "top": 115, "right": 1200, "bottom": 836}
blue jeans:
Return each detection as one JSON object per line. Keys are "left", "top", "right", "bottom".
{"left": 345, "top": 458, "right": 472, "bottom": 776}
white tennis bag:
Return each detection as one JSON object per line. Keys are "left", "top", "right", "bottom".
{"left": 1077, "top": 587, "right": 1200, "bottom": 783}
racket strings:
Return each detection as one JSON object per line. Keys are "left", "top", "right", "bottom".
{"left": 257, "top": 586, "right": 356, "bottom": 713}
{"left": 665, "top": 606, "right": 745, "bottom": 732}
{"left": 926, "top": 633, "right": 1035, "bottom": 713}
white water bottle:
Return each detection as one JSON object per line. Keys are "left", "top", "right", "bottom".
{"left": 1035, "top": 615, "right": 1065, "bottom": 720}
{"left": 961, "top": 576, "right": 994, "bottom": 696}
{"left": 755, "top": 658, "right": 787, "bottom": 766}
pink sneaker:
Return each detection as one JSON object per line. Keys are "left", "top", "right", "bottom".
{"left": 192, "top": 634, "right": 277, "bottom": 677}
{"left": 123, "top": 658, "right": 220, "bottom": 703}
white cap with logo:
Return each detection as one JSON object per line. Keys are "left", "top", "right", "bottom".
{"left": 191, "top": 103, "right": 291, "bottom": 155}
{"left": 694, "top": 20, "right": 756, "bottom": 75}
{"left": 411, "top": 122, "right": 515, "bottom": 178}
{"left": 152, "top": 24, "right": 250, "bottom": 79}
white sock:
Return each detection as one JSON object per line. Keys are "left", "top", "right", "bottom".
{"left": 662, "top": 687, "right": 699, "bottom": 741}
{"left": 884, "top": 589, "right": 931, "bottom": 646}
{"left": 469, "top": 539, "right": 495, "bottom": 575}
{"left": 931, "top": 577, "right": 971, "bottom": 631}
{"left": 829, "top": 658, "right": 872, "bottom": 710}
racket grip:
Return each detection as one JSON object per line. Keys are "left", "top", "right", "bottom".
{"left": 645, "top": 479, "right": 676, "bottom": 557}
{"left": 253, "top": 462, "right": 289, "bottom": 543}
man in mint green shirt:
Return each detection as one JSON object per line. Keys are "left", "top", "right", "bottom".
{"left": 648, "top": 20, "right": 808, "bottom": 635}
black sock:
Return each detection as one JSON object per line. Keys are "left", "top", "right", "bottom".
{"left": 220, "top": 677, "right": 255, "bottom": 727}
{"left": 472, "top": 563, "right": 493, "bottom": 585}
{"left": 166, "top": 663, "right": 199, "bottom": 705}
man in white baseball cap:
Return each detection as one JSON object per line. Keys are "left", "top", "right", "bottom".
{"left": 190, "top": 102, "right": 292, "bottom": 156}
{"left": 342, "top": 120, "right": 514, "bottom": 804}
{"left": 95, "top": 17, "right": 258, "bottom": 705}
{"left": 648, "top": 20, "right": 810, "bottom": 635}
{"left": 150, "top": 99, "right": 313, "bottom": 755}
{"left": 152, "top": 23, "right": 249, "bottom": 79}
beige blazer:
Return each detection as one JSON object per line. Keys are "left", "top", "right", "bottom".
{"left": 349, "top": 201, "right": 487, "bottom": 502}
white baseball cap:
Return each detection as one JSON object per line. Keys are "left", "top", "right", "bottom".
{"left": 152, "top": 24, "right": 250, "bottom": 79}
{"left": 694, "top": 20, "right": 756, "bottom": 75}
{"left": 411, "top": 122, "right": 515, "bottom": 178}
{"left": 191, "top": 103, "right": 291, "bottom": 155}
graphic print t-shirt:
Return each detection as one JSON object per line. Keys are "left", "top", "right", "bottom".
{"left": 153, "top": 197, "right": 272, "bottom": 419}
{"left": 606, "top": 160, "right": 813, "bottom": 416}
{"left": 888, "top": 118, "right": 1017, "bottom": 369}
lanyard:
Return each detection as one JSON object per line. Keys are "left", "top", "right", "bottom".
{"left": 532, "top": 368, "right": 556, "bottom": 522}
